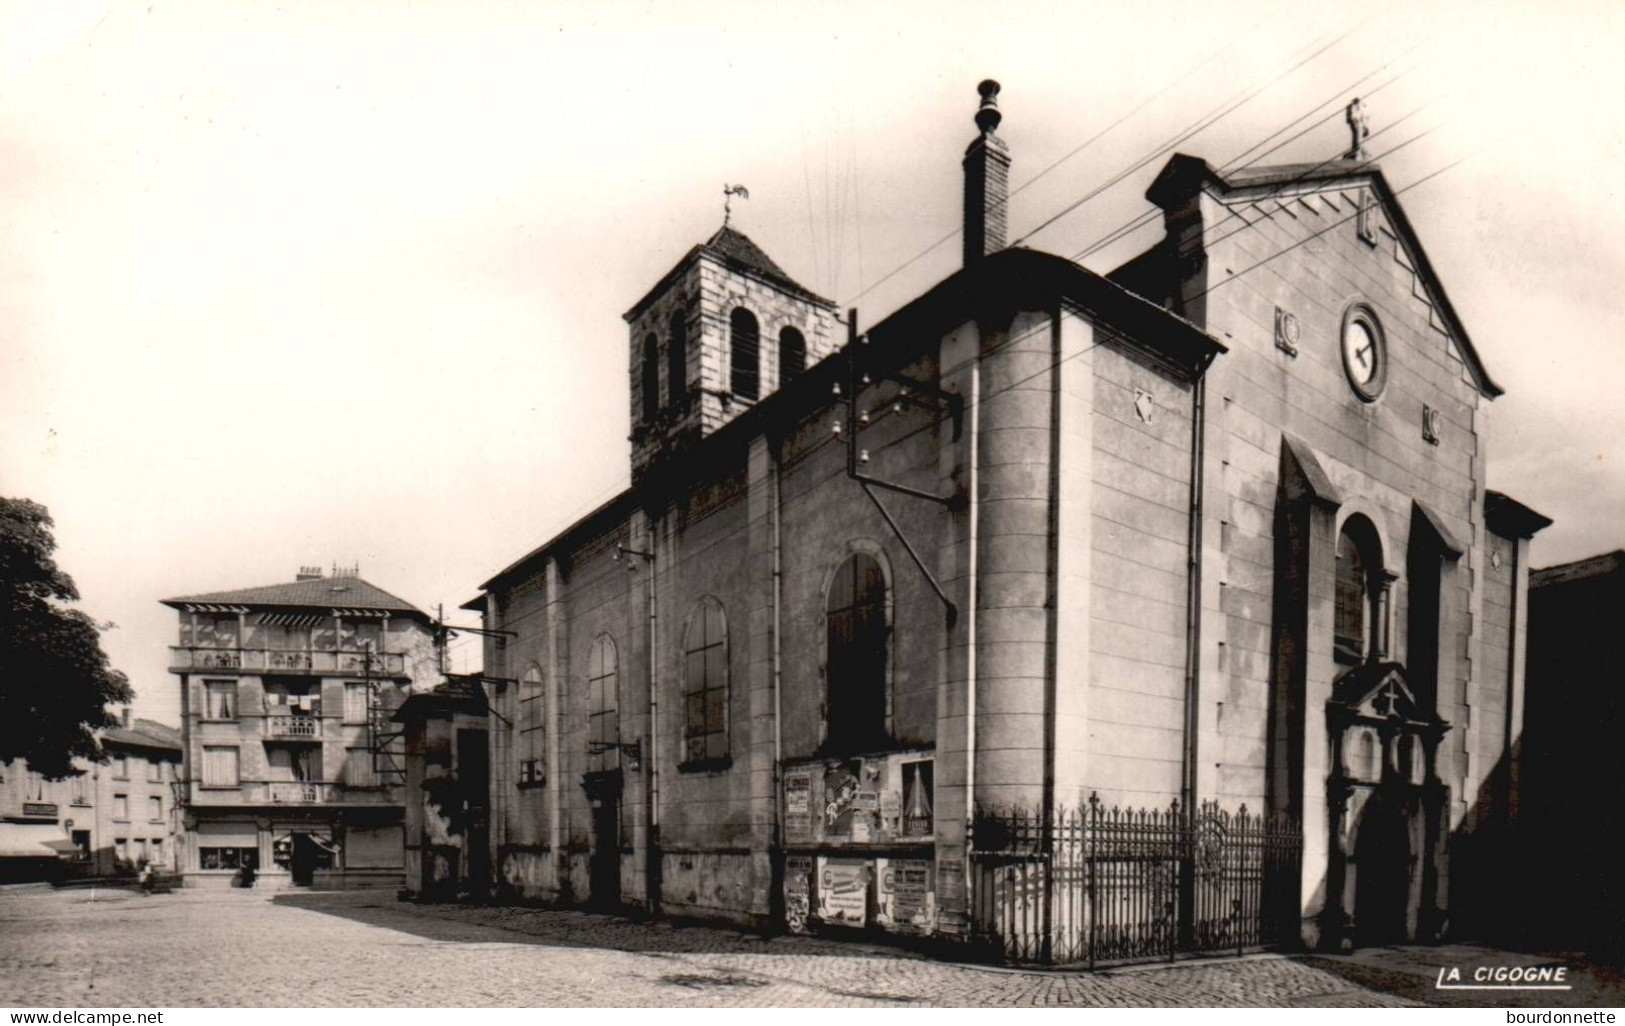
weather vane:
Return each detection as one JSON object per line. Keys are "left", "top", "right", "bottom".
{"left": 723, "top": 183, "right": 749, "bottom": 227}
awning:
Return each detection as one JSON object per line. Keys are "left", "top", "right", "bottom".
{"left": 0, "top": 823, "right": 73, "bottom": 859}
{"left": 258, "top": 612, "right": 327, "bottom": 629}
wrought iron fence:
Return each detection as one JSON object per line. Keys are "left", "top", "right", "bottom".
{"left": 970, "top": 793, "right": 1301, "bottom": 966}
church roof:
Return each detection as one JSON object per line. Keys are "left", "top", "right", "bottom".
{"left": 161, "top": 576, "right": 426, "bottom": 618}
{"left": 1138, "top": 152, "right": 1503, "bottom": 399}
{"left": 624, "top": 225, "right": 834, "bottom": 322}
{"left": 1531, "top": 550, "right": 1625, "bottom": 589}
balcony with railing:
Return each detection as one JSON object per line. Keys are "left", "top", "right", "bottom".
{"left": 264, "top": 714, "right": 322, "bottom": 740}
{"left": 264, "top": 782, "right": 329, "bottom": 804}
{"left": 169, "top": 648, "right": 406, "bottom": 676}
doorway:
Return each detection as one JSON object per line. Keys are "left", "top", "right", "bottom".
{"left": 582, "top": 769, "right": 623, "bottom": 908}
{"left": 1353, "top": 795, "right": 1412, "bottom": 946}
{"left": 456, "top": 728, "right": 491, "bottom": 896}
{"left": 291, "top": 833, "right": 320, "bottom": 886}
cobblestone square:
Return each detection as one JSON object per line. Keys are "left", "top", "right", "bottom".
{"left": 1, "top": 885, "right": 1620, "bottom": 1008}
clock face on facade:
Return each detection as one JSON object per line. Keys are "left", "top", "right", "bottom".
{"left": 1340, "top": 305, "right": 1386, "bottom": 401}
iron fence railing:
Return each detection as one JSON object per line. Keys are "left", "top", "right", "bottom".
{"left": 970, "top": 793, "right": 1301, "bottom": 966}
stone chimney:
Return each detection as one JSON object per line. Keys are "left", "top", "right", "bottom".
{"left": 963, "top": 79, "right": 1011, "bottom": 267}
{"left": 296, "top": 566, "right": 324, "bottom": 582}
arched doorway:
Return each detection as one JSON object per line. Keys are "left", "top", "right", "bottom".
{"left": 1353, "top": 790, "right": 1411, "bottom": 946}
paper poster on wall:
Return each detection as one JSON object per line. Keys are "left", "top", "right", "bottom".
{"left": 878, "top": 858, "right": 935, "bottom": 934}
{"left": 817, "top": 857, "right": 869, "bottom": 926}
{"left": 822, "top": 761, "right": 864, "bottom": 838}
{"left": 936, "top": 856, "right": 965, "bottom": 914}
{"left": 784, "top": 855, "right": 813, "bottom": 934}
{"left": 784, "top": 772, "right": 812, "bottom": 843}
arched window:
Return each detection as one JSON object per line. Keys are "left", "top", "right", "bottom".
{"left": 640, "top": 332, "right": 660, "bottom": 423}
{"left": 1335, "top": 516, "right": 1384, "bottom": 664}
{"left": 826, "top": 551, "right": 890, "bottom": 753}
{"left": 779, "top": 327, "right": 806, "bottom": 387}
{"left": 681, "top": 597, "right": 729, "bottom": 765}
{"left": 667, "top": 309, "right": 689, "bottom": 406}
{"left": 730, "top": 308, "right": 760, "bottom": 401}
{"left": 587, "top": 634, "right": 619, "bottom": 772}
{"left": 518, "top": 664, "right": 545, "bottom": 787}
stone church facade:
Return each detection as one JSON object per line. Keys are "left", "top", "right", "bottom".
{"left": 454, "top": 82, "right": 1546, "bottom": 956}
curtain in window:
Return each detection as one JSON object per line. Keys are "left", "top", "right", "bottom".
{"left": 205, "top": 681, "right": 235, "bottom": 719}
{"left": 202, "top": 747, "right": 239, "bottom": 787}
{"left": 344, "top": 683, "right": 369, "bottom": 724}
{"left": 346, "top": 748, "right": 376, "bottom": 787}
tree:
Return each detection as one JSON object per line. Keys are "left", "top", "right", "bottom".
{"left": 0, "top": 498, "right": 132, "bottom": 778}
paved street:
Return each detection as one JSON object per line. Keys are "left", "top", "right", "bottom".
{"left": 1, "top": 884, "right": 1620, "bottom": 1007}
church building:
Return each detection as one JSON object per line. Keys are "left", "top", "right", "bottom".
{"left": 453, "top": 81, "right": 1547, "bottom": 961}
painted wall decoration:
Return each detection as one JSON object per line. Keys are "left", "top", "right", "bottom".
{"left": 818, "top": 856, "right": 869, "bottom": 926}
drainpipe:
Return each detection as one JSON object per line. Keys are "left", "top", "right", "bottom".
{"left": 646, "top": 517, "right": 661, "bottom": 916}
{"left": 1178, "top": 373, "right": 1207, "bottom": 950}
{"left": 770, "top": 440, "right": 785, "bottom": 928}
{"left": 963, "top": 355, "right": 981, "bottom": 906}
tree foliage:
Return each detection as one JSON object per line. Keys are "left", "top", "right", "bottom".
{"left": 0, "top": 498, "right": 131, "bottom": 778}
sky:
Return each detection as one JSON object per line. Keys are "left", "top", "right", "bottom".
{"left": 3, "top": 0, "right": 1623, "bottom": 729}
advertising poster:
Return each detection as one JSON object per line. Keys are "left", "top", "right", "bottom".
{"left": 817, "top": 856, "right": 869, "bottom": 926}
{"left": 878, "top": 858, "right": 935, "bottom": 934}
{"left": 822, "top": 760, "right": 863, "bottom": 838}
{"left": 936, "top": 856, "right": 965, "bottom": 914}
{"left": 784, "top": 855, "right": 813, "bottom": 934}
{"left": 784, "top": 772, "right": 812, "bottom": 843}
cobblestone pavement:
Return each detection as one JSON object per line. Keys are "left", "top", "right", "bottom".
{"left": 1, "top": 885, "right": 1620, "bottom": 1007}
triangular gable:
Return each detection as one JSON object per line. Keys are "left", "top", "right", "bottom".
{"left": 1144, "top": 154, "right": 1502, "bottom": 398}
{"left": 1330, "top": 661, "right": 1441, "bottom": 727}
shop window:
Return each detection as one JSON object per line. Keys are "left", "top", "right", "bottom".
{"left": 198, "top": 846, "right": 257, "bottom": 871}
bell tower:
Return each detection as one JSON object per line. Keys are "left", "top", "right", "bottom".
{"left": 622, "top": 222, "right": 839, "bottom": 478}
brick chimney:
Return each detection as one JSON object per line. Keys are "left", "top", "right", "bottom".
{"left": 963, "top": 79, "right": 1010, "bottom": 267}
{"left": 120, "top": 707, "right": 131, "bottom": 729}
